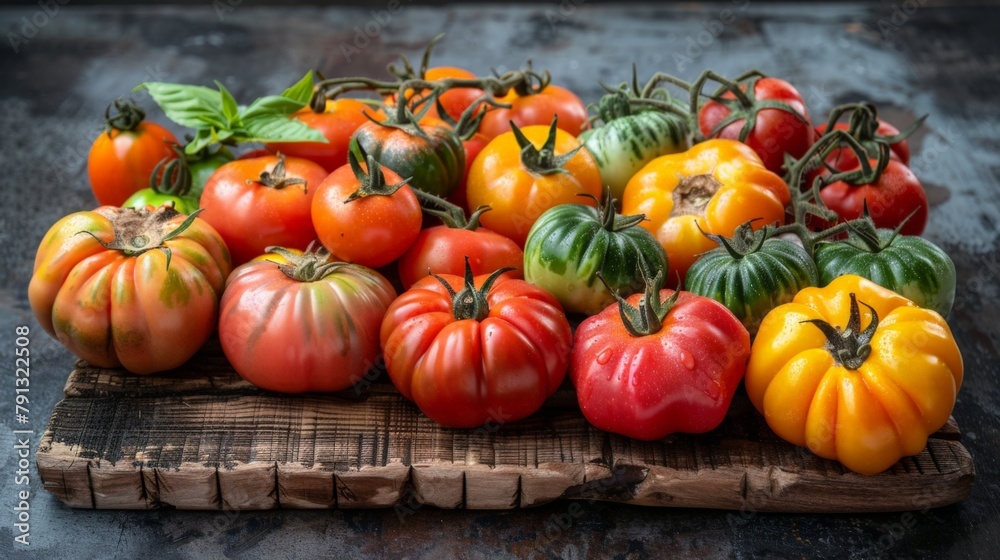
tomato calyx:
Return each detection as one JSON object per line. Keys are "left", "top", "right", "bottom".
{"left": 692, "top": 70, "right": 811, "bottom": 143}
{"left": 103, "top": 98, "right": 146, "bottom": 134}
{"left": 801, "top": 293, "right": 878, "bottom": 370}
{"left": 412, "top": 188, "right": 490, "bottom": 231}
{"left": 265, "top": 244, "right": 348, "bottom": 282}
{"left": 512, "top": 116, "right": 583, "bottom": 175}
{"left": 835, "top": 201, "right": 919, "bottom": 254}
{"left": 697, "top": 219, "right": 770, "bottom": 260}
{"left": 148, "top": 156, "right": 193, "bottom": 197}
{"left": 78, "top": 205, "right": 203, "bottom": 270}
{"left": 246, "top": 154, "right": 308, "bottom": 192}
{"left": 819, "top": 103, "right": 926, "bottom": 162}
{"left": 343, "top": 147, "right": 411, "bottom": 203}
{"left": 600, "top": 257, "right": 678, "bottom": 337}
{"left": 590, "top": 66, "right": 691, "bottom": 127}
{"left": 432, "top": 258, "right": 514, "bottom": 321}
{"left": 579, "top": 186, "right": 646, "bottom": 233}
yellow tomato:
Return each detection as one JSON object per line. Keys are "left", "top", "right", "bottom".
{"left": 621, "top": 139, "right": 790, "bottom": 284}
{"left": 746, "top": 275, "right": 963, "bottom": 475}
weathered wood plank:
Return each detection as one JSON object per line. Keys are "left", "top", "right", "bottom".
{"left": 36, "top": 349, "right": 976, "bottom": 512}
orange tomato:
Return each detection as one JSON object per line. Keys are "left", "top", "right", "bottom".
{"left": 465, "top": 120, "right": 602, "bottom": 247}
{"left": 87, "top": 108, "right": 179, "bottom": 207}
{"left": 28, "top": 205, "right": 231, "bottom": 374}
{"left": 265, "top": 98, "right": 373, "bottom": 172}
{"left": 621, "top": 139, "right": 790, "bottom": 284}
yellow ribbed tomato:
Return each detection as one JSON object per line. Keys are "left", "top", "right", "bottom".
{"left": 621, "top": 139, "right": 790, "bottom": 285}
{"left": 746, "top": 275, "right": 963, "bottom": 475}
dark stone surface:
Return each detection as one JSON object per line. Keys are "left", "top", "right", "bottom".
{"left": 1, "top": 3, "right": 998, "bottom": 558}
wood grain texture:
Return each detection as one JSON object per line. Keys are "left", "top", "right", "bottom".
{"left": 38, "top": 341, "right": 975, "bottom": 512}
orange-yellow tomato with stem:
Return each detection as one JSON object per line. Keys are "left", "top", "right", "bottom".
{"left": 28, "top": 205, "right": 231, "bottom": 374}
{"left": 745, "top": 275, "right": 963, "bottom": 475}
{"left": 621, "top": 139, "right": 790, "bottom": 285}
{"left": 466, "top": 118, "right": 602, "bottom": 247}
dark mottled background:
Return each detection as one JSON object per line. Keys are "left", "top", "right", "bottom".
{"left": 1, "top": 2, "right": 999, "bottom": 559}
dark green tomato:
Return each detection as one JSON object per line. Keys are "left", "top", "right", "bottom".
{"left": 815, "top": 229, "right": 956, "bottom": 317}
{"left": 122, "top": 189, "right": 199, "bottom": 214}
{"left": 350, "top": 119, "right": 465, "bottom": 198}
{"left": 187, "top": 148, "right": 236, "bottom": 199}
{"left": 686, "top": 238, "right": 818, "bottom": 335}
{"left": 523, "top": 202, "right": 668, "bottom": 316}
{"left": 580, "top": 110, "right": 689, "bottom": 200}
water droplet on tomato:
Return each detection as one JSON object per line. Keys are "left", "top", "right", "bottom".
{"left": 680, "top": 350, "right": 695, "bottom": 370}
{"left": 706, "top": 379, "right": 722, "bottom": 400}
{"left": 596, "top": 349, "right": 612, "bottom": 365}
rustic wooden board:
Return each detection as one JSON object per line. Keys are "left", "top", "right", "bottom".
{"left": 37, "top": 340, "right": 974, "bottom": 512}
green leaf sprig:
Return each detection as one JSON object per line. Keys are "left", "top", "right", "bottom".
{"left": 136, "top": 71, "right": 327, "bottom": 155}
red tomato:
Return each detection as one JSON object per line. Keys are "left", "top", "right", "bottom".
{"left": 570, "top": 277, "right": 750, "bottom": 441}
{"left": 219, "top": 247, "right": 397, "bottom": 393}
{"left": 397, "top": 220, "right": 523, "bottom": 289}
{"left": 816, "top": 120, "right": 910, "bottom": 169}
{"left": 200, "top": 154, "right": 327, "bottom": 266}
{"left": 265, "top": 99, "right": 372, "bottom": 172}
{"left": 312, "top": 153, "right": 422, "bottom": 268}
{"left": 380, "top": 265, "right": 573, "bottom": 428}
{"left": 87, "top": 100, "right": 179, "bottom": 206}
{"left": 478, "top": 84, "right": 588, "bottom": 139}
{"left": 819, "top": 158, "right": 928, "bottom": 235}
{"left": 698, "top": 76, "right": 814, "bottom": 175}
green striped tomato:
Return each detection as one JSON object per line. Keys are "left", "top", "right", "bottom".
{"left": 814, "top": 225, "right": 955, "bottom": 317}
{"left": 580, "top": 102, "right": 689, "bottom": 200}
{"left": 686, "top": 222, "right": 818, "bottom": 334}
{"left": 350, "top": 117, "right": 465, "bottom": 198}
{"left": 523, "top": 192, "right": 668, "bottom": 315}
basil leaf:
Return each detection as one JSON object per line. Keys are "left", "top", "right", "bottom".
{"left": 241, "top": 113, "right": 326, "bottom": 143}
{"left": 140, "top": 82, "right": 226, "bottom": 130}
{"left": 185, "top": 128, "right": 216, "bottom": 155}
{"left": 281, "top": 70, "right": 315, "bottom": 106}
{"left": 241, "top": 95, "right": 307, "bottom": 121}
{"left": 216, "top": 81, "right": 241, "bottom": 127}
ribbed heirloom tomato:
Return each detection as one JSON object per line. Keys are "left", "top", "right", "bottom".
{"left": 219, "top": 246, "right": 397, "bottom": 393}
{"left": 570, "top": 265, "right": 750, "bottom": 440}
{"left": 466, "top": 118, "right": 602, "bottom": 247}
{"left": 28, "top": 205, "right": 231, "bottom": 374}
{"left": 200, "top": 154, "right": 327, "bottom": 266}
{"left": 746, "top": 275, "right": 963, "bottom": 474}
{"left": 380, "top": 261, "right": 573, "bottom": 428}
{"left": 621, "top": 139, "right": 790, "bottom": 284}
{"left": 88, "top": 99, "right": 179, "bottom": 206}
